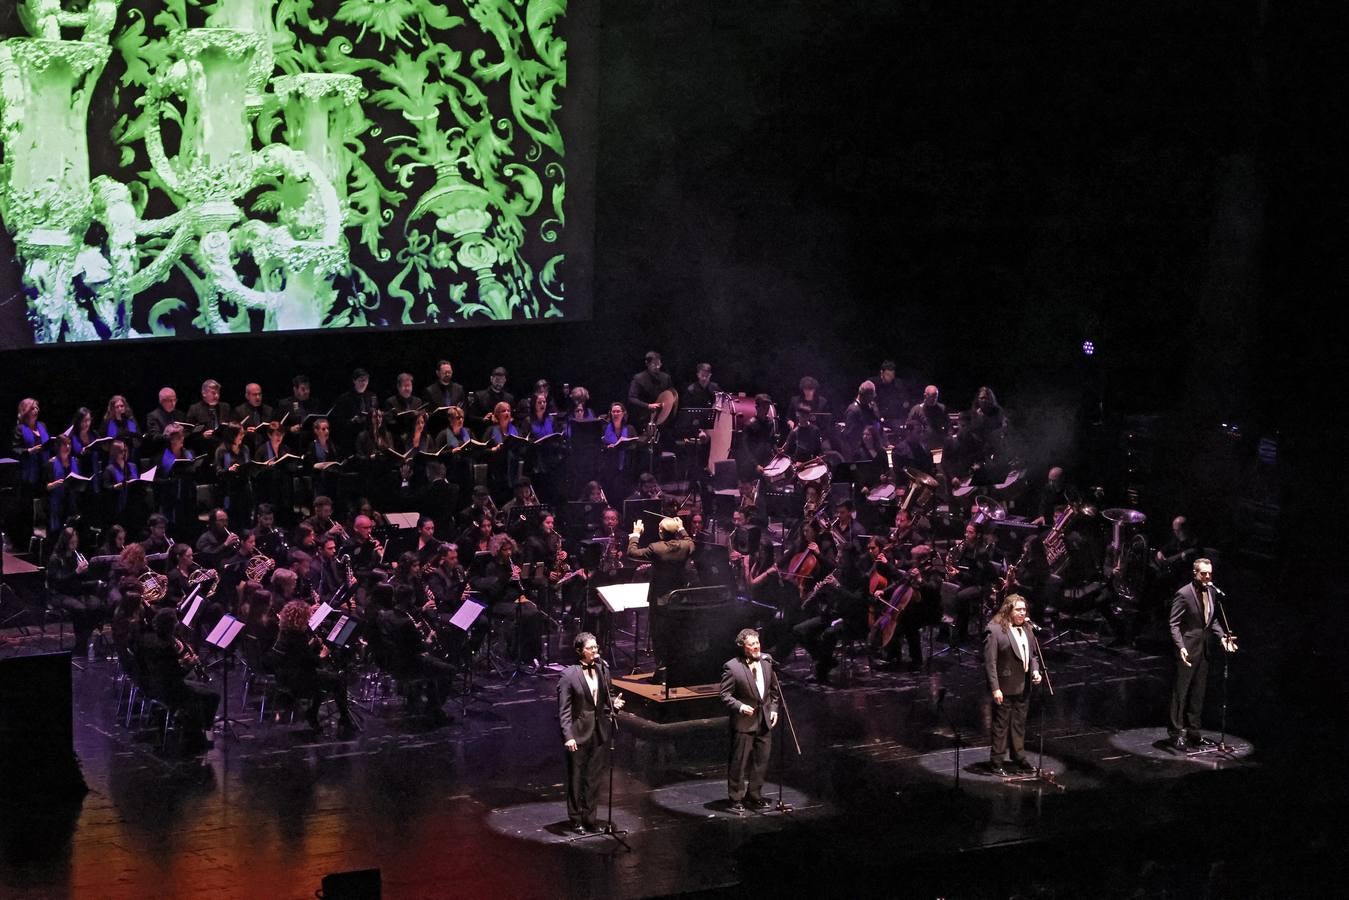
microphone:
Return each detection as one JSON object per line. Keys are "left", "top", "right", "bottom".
{"left": 757, "top": 653, "right": 774, "bottom": 663}
{"left": 1024, "top": 620, "right": 1042, "bottom": 632}
{"left": 1210, "top": 584, "right": 1225, "bottom": 596}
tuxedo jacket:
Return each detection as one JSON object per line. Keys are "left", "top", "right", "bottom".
{"left": 983, "top": 622, "right": 1042, "bottom": 697}
{"left": 719, "top": 655, "right": 781, "bottom": 733}
{"left": 558, "top": 662, "right": 616, "bottom": 745}
{"left": 1170, "top": 582, "right": 1227, "bottom": 656}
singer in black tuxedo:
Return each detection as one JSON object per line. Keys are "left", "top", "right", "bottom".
{"left": 719, "top": 629, "right": 782, "bottom": 810}
{"left": 558, "top": 632, "right": 624, "bottom": 833}
{"left": 1168, "top": 558, "right": 1236, "bottom": 749}
{"left": 983, "top": 595, "right": 1043, "bottom": 775}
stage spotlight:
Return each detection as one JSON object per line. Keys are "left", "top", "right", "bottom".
{"left": 1081, "top": 340, "right": 1095, "bottom": 356}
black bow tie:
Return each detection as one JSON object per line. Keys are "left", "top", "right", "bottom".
{"left": 582, "top": 663, "right": 597, "bottom": 670}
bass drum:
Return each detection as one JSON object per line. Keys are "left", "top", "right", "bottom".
{"left": 706, "top": 393, "right": 777, "bottom": 475}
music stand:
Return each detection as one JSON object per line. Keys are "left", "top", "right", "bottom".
{"left": 204, "top": 614, "right": 248, "bottom": 739}
{"left": 178, "top": 592, "right": 205, "bottom": 630}
{"left": 449, "top": 598, "right": 488, "bottom": 712}
{"left": 596, "top": 582, "right": 650, "bottom": 672}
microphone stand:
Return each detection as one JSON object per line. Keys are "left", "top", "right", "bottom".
{"left": 1212, "top": 589, "right": 1237, "bottom": 754}
{"left": 1004, "top": 627, "right": 1064, "bottom": 790}
{"left": 578, "top": 660, "right": 631, "bottom": 851}
{"left": 768, "top": 657, "right": 802, "bottom": 813}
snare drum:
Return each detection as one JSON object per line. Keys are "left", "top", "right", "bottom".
{"left": 762, "top": 454, "right": 794, "bottom": 487}
{"left": 796, "top": 459, "right": 829, "bottom": 483}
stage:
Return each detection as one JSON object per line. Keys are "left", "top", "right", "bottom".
{"left": 0, "top": 560, "right": 1342, "bottom": 899}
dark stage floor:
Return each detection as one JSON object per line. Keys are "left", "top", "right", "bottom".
{"left": 1, "top": 561, "right": 1344, "bottom": 899}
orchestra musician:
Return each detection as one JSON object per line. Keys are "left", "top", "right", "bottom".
{"left": 626, "top": 471, "right": 664, "bottom": 505}
{"left": 99, "top": 524, "right": 128, "bottom": 558}
{"left": 46, "top": 526, "right": 105, "bottom": 658}
{"left": 735, "top": 395, "right": 777, "bottom": 486}
{"left": 141, "top": 513, "right": 173, "bottom": 555}
{"left": 781, "top": 406, "right": 826, "bottom": 462}
{"left": 792, "top": 538, "right": 869, "bottom": 684}
{"left": 874, "top": 360, "right": 906, "bottom": 423}
{"left": 272, "top": 599, "right": 357, "bottom": 735}
{"left": 253, "top": 503, "right": 288, "bottom": 563}
{"left": 682, "top": 362, "right": 720, "bottom": 410}
{"left": 906, "top": 384, "right": 948, "bottom": 450}
{"left": 830, "top": 500, "right": 866, "bottom": 548}
{"left": 472, "top": 534, "right": 544, "bottom": 668}
{"left": 626, "top": 351, "right": 672, "bottom": 432}
{"left": 369, "top": 585, "right": 458, "bottom": 723}
{"left": 314, "top": 534, "right": 352, "bottom": 607}
{"left": 164, "top": 543, "right": 197, "bottom": 607}
{"left": 841, "top": 381, "right": 882, "bottom": 463}
{"left": 194, "top": 507, "right": 240, "bottom": 571}
{"left": 787, "top": 376, "right": 831, "bottom": 428}
{"left": 140, "top": 607, "right": 219, "bottom": 754}
{"left": 342, "top": 513, "right": 387, "bottom": 599}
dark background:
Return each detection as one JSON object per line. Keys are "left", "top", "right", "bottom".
{"left": 2, "top": 0, "right": 1338, "bottom": 548}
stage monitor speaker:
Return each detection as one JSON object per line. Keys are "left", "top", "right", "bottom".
{"left": 320, "top": 868, "right": 381, "bottom": 900}
{"left": 0, "top": 652, "right": 86, "bottom": 799}
{"left": 657, "top": 586, "right": 749, "bottom": 687}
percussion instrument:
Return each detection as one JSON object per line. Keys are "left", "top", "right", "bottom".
{"left": 762, "top": 454, "right": 793, "bottom": 488}
{"left": 796, "top": 459, "right": 829, "bottom": 483}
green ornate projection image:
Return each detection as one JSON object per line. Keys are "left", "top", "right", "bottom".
{"left": 0, "top": 0, "right": 582, "bottom": 346}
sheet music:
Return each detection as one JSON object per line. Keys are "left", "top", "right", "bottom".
{"left": 596, "top": 582, "right": 651, "bottom": 613}
{"left": 205, "top": 613, "right": 245, "bottom": 650}
{"left": 449, "top": 599, "right": 486, "bottom": 631}
{"left": 308, "top": 602, "right": 334, "bottom": 632}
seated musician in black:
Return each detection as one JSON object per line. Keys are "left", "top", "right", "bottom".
{"left": 792, "top": 538, "right": 870, "bottom": 684}
{"left": 272, "top": 599, "right": 356, "bottom": 735}
{"left": 424, "top": 543, "right": 484, "bottom": 663}
{"left": 952, "top": 521, "right": 1002, "bottom": 644}
{"left": 46, "top": 527, "right": 105, "bottom": 658}
{"left": 626, "top": 471, "right": 664, "bottom": 504}
{"left": 139, "top": 607, "right": 219, "bottom": 753}
{"left": 472, "top": 534, "right": 544, "bottom": 668}
{"left": 371, "top": 582, "right": 455, "bottom": 726}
